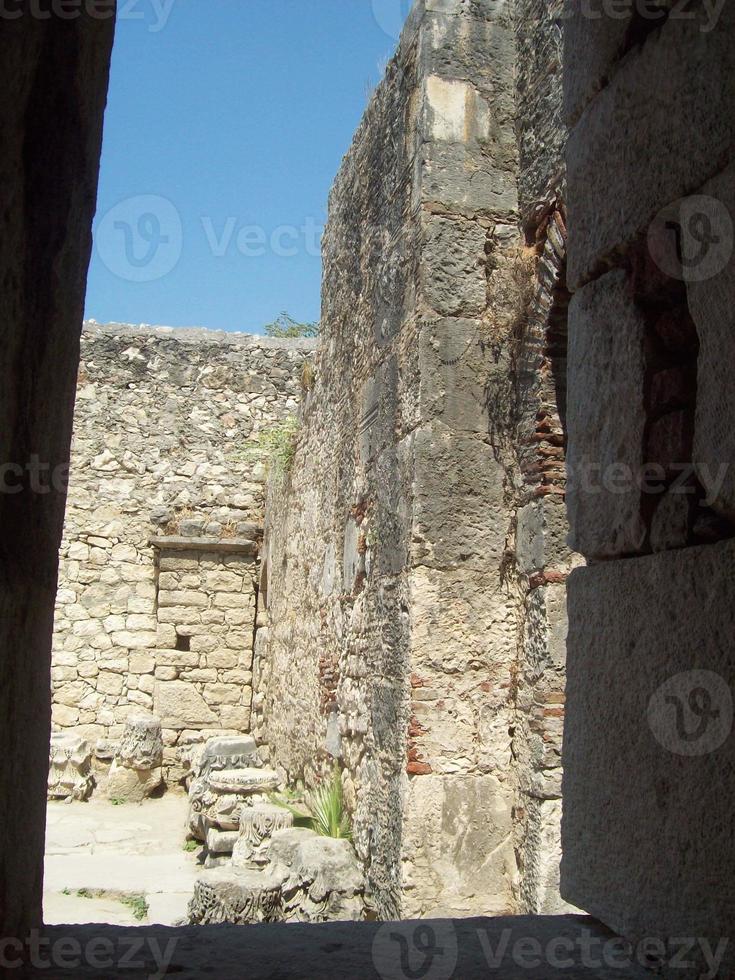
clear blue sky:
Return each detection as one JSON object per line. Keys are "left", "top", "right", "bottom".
{"left": 85, "top": 0, "right": 412, "bottom": 333}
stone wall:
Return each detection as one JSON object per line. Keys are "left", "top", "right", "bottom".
{"left": 561, "top": 2, "right": 735, "bottom": 973}
{"left": 51, "top": 324, "right": 315, "bottom": 787}
{"left": 512, "top": 0, "right": 574, "bottom": 914}
{"left": 0, "top": 11, "right": 114, "bottom": 939}
{"left": 255, "top": 0, "right": 572, "bottom": 919}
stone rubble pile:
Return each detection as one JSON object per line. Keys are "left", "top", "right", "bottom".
{"left": 186, "top": 735, "right": 366, "bottom": 923}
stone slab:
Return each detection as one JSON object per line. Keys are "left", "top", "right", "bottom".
{"left": 37, "top": 916, "right": 658, "bottom": 977}
{"left": 566, "top": 270, "right": 647, "bottom": 559}
{"left": 566, "top": 7, "right": 735, "bottom": 288}
{"left": 563, "top": 540, "right": 735, "bottom": 976}
{"left": 687, "top": 163, "right": 735, "bottom": 519}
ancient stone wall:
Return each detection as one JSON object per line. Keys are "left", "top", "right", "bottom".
{"left": 255, "top": 0, "right": 572, "bottom": 919}
{"left": 51, "top": 324, "right": 315, "bottom": 787}
{"left": 512, "top": 0, "right": 574, "bottom": 914}
{"left": 0, "top": 11, "right": 114, "bottom": 939}
{"left": 561, "top": 3, "right": 735, "bottom": 972}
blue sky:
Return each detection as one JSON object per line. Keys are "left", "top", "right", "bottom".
{"left": 85, "top": 0, "right": 412, "bottom": 333}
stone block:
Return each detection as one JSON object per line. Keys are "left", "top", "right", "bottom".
{"left": 686, "top": 164, "right": 735, "bottom": 519}
{"left": 563, "top": 540, "right": 735, "bottom": 974}
{"left": 420, "top": 214, "right": 488, "bottom": 317}
{"left": 154, "top": 681, "right": 218, "bottom": 729}
{"left": 158, "top": 590, "right": 209, "bottom": 608}
{"left": 566, "top": 270, "right": 647, "bottom": 558}
{"left": 403, "top": 774, "right": 516, "bottom": 918}
{"left": 566, "top": 7, "right": 735, "bottom": 287}
{"left": 418, "top": 318, "right": 493, "bottom": 433}
{"left": 562, "top": 0, "right": 632, "bottom": 124}
{"left": 96, "top": 671, "right": 124, "bottom": 696}
{"left": 517, "top": 497, "right": 573, "bottom": 575}
{"left": 128, "top": 653, "right": 155, "bottom": 675}
{"left": 110, "top": 630, "right": 160, "bottom": 649}
{"left": 106, "top": 761, "right": 162, "bottom": 803}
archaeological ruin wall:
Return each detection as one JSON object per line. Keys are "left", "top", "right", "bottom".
{"left": 561, "top": 3, "right": 735, "bottom": 971}
{"left": 51, "top": 323, "right": 315, "bottom": 788}
{"left": 254, "top": 0, "right": 574, "bottom": 919}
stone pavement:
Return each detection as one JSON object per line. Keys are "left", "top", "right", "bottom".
{"left": 44, "top": 796, "right": 199, "bottom": 927}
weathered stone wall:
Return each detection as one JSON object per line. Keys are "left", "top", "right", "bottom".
{"left": 512, "top": 0, "right": 574, "bottom": 915}
{"left": 255, "top": 0, "right": 572, "bottom": 919}
{"left": 52, "top": 324, "right": 315, "bottom": 786}
{"left": 0, "top": 11, "right": 114, "bottom": 939}
{"left": 561, "top": 2, "right": 735, "bottom": 972}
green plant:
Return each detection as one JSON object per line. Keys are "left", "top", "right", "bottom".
{"left": 76, "top": 888, "right": 93, "bottom": 899}
{"left": 109, "top": 797, "right": 126, "bottom": 806}
{"left": 183, "top": 839, "right": 200, "bottom": 853}
{"left": 264, "top": 312, "right": 320, "bottom": 339}
{"left": 308, "top": 769, "right": 351, "bottom": 840}
{"left": 62, "top": 888, "right": 71, "bottom": 896}
{"left": 120, "top": 893, "right": 149, "bottom": 922}
{"left": 272, "top": 769, "right": 351, "bottom": 840}
{"left": 258, "top": 416, "right": 300, "bottom": 476}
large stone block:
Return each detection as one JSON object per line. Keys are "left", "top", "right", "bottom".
{"left": 562, "top": 540, "right": 735, "bottom": 975}
{"left": 154, "top": 681, "right": 218, "bottom": 729}
{"left": 566, "top": 270, "right": 647, "bottom": 558}
{"left": 686, "top": 164, "right": 735, "bottom": 519}
{"left": 418, "top": 318, "right": 492, "bottom": 433}
{"left": 562, "top": 0, "right": 632, "bottom": 125}
{"left": 402, "top": 774, "right": 516, "bottom": 918}
{"left": 566, "top": 7, "right": 735, "bottom": 287}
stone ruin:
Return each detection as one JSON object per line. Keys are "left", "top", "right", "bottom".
{"left": 48, "top": 734, "right": 94, "bottom": 803}
{"left": 185, "top": 735, "right": 366, "bottom": 924}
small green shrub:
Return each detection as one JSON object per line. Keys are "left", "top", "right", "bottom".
{"left": 308, "top": 770, "right": 351, "bottom": 841}
{"left": 120, "top": 893, "right": 149, "bottom": 922}
{"left": 258, "top": 416, "right": 300, "bottom": 476}
{"left": 183, "top": 839, "right": 200, "bottom": 853}
{"left": 271, "top": 768, "right": 351, "bottom": 841}
{"left": 76, "top": 888, "right": 93, "bottom": 899}
{"left": 264, "top": 312, "right": 320, "bottom": 339}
